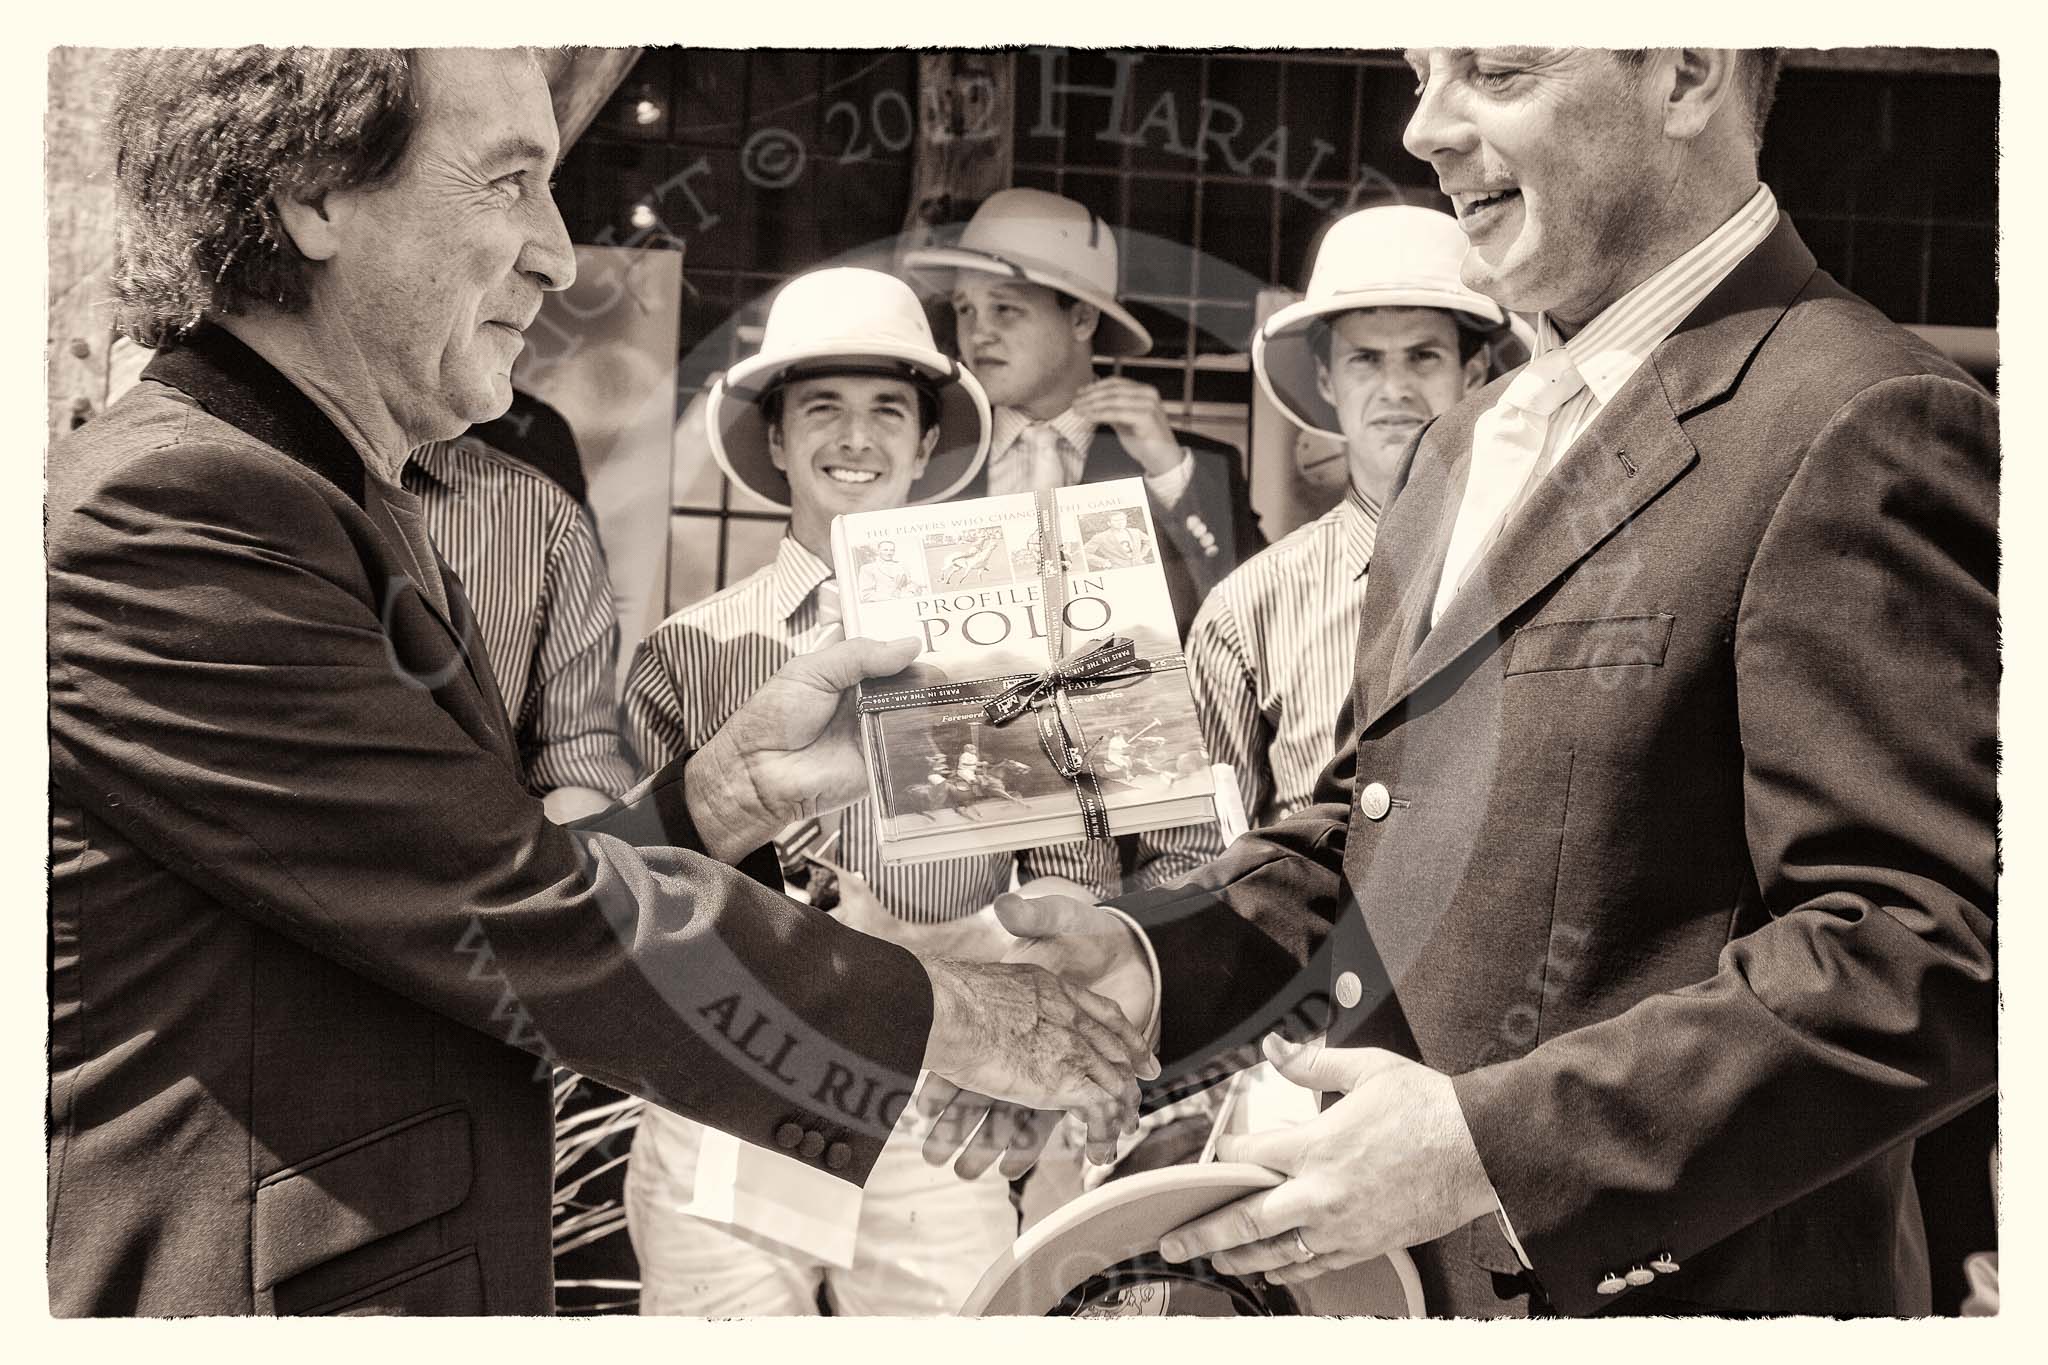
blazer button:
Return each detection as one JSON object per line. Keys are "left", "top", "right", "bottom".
{"left": 1650, "top": 1252, "right": 1680, "bottom": 1275}
{"left": 774, "top": 1122, "right": 803, "bottom": 1150}
{"left": 1333, "top": 971, "right": 1363, "bottom": 1009}
{"left": 1360, "top": 782, "right": 1391, "bottom": 820}
{"left": 1625, "top": 1266, "right": 1655, "bottom": 1287}
{"left": 799, "top": 1130, "right": 827, "bottom": 1161}
{"left": 1595, "top": 1272, "right": 1628, "bottom": 1296}
{"left": 826, "top": 1141, "right": 852, "bottom": 1171}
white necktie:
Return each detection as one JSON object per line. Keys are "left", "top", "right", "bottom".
{"left": 1430, "top": 348, "right": 1588, "bottom": 628}
{"left": 997, "top": 421, "right": 1068, "bottom": 497}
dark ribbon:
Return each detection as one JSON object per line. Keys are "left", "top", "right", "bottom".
{"left": 982, "top": 635, "right": 1139, "bottom": 731}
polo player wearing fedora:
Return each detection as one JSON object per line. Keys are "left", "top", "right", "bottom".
{"left": 905, "top": 188, "right": 1266, "bottom": 636}
{"left": 619, "top": 268, "right": 1137, "bottom": 1315}
{"left": 1144, "top": 206, "right": 1513, "bottom": 882}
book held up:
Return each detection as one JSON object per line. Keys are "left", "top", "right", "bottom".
{"left": 832, "top": 478, "right": 1219, "bottom": 864}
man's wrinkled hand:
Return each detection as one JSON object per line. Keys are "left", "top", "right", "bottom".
{"left": 685, "top": 633, "right": 918, "bottom": 862}
{"left": 918, "top": 948, "right": 1157, "bottom": 1176}
{"left": 1156, "top": 1034, "right": 1498, "bottom": 1285}
{"left": 917, "top": 888, "right": 1157, "bottom": 1175}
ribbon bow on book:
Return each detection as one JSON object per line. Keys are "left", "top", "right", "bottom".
{"left": 983, "top": 636, "right": 1139, "bottom": 734}
{"left": 982, "top": 634, "right": 1142, "bottom": 842}
{"left": 983, "top": 486, "right": 1179, "bottom": 843}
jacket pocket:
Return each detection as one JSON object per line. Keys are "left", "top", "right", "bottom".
{"left": 1505, "top": 613, "right": 1675, "bottom": 677}
{"left": 303, "top": 1246, "right": 484, "bottom": 1316}
{"left": 253, "top": 1103, "right": 472, "bottom": 1291}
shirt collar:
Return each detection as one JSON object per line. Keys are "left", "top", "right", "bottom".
{"left": 1341, "top": 484, "right": 1383, "bottom": 582}
{"left": 404, "top": 438, "right": 455, "bottom": 491}
{"left": 768, "top": 535, "right": 837, "bottom": 624}
{"left": 1536, "top": 183, "right": 1780, "bottom": 406}
{"left": 991, "top": 405, "right": 1099, "bottom": 460}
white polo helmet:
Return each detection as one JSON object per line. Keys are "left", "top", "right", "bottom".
{"left": 707, "top": 267, "right": 991, "bottom": 509}
{"left": 1255, "top": 205, "right": 1513, "bottom": 439}
{"left": 903, "top": 188, "right": 1153, "bottom": 356}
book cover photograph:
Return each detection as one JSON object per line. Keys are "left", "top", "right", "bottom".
{"left": 833, "top": 479, "right": 1217, "bottom": 863}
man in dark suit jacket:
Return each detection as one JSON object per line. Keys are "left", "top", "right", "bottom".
{"left": 905, "top": 188, "right": 1265, "bottom": 634}
{"left": 958, "top": 48, "right": 1995, "bottom": 1317}
{"left": 46, "top": 47, "right": 1154, "bottom": 1317}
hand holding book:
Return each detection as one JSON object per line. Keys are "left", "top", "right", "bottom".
{"left": 684, "top": 632, "right": 920, "bottom": 863}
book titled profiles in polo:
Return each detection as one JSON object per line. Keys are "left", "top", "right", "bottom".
{"left": 833, "top": 478, "right": 1216, "bottom": 863}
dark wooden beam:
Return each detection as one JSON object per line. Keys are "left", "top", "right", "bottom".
{"left": 1782, "top": 48, "right": 1997, "bottom": 76}
{"left": 538, "top": 47, "right": 644, "bottom": 154}
{"left": 899, "top": 51, "right": 1016, "bottom": 257}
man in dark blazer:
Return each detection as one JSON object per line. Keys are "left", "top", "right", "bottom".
{"left": 46, "top": 47, "right": 1155, "bottom": 1317}
{"left": 956, "top": 48, "right": 1996, "bottom": 1317}
{"left": 904, "top": 188, "right": 1265, "bottom": 634}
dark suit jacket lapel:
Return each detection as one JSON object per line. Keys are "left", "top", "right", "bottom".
{"left": 1364, "top": 212, "right": 1819, "bottom": 731}
{"left": 147, "top": 325, "right": 368, "bottom": 506}
{"left": 145, "top": 325, "right": 509, "bottom": 735}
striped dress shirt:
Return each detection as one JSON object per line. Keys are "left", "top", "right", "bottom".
{"left": 406, "top": 435, "right": 635, "bottom": 799}
{"left": 621, "top": 535, "right": 1133, "bottom": 924}
{"left": 1527, "top": 183, "right": 1780, "bottom": 477}
{"left": 1140, "top": 487, "right": 1382, "bottom": 881}
{"left": 987, "top": 404, "right": 1195, "bottom": 506}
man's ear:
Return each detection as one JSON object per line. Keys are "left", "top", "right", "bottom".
{"left": 1314, "top": 356, "right": 1337, "bottom": 409}
{"left": 1661, "top": 49, "right": 1740, "bottom": 142}
{"left": 915, "top": 422, "right": 940, "bottom": 474}
{"left": 1462, "top": 347, "right": 1489, "bottom": 393}
{"left": 1066, "top": 299, "right": 1101, "bottom": 346}
{"left": 767, "top": 420, "right": 788, "bottom": 472}
{"left": 273, "top": 184, "right": 357, "bottom": 263}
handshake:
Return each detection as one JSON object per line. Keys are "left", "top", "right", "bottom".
{"left": 683, "top": 632, "right": 1162, "bottom": 1177}
{"left": 895, "top": 883, "right": 1158, "bottom": 1176}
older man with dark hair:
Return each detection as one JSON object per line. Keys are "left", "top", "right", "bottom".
{"left": 46, "top": 47, "right": 1154, "bottom": 1317}
{"left": 957, "top": 46, "right": 1996, "bottom": 1318}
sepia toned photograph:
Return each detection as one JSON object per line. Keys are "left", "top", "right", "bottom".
{"left": 925, "top": 524, "right": 1017, "bottom": 590}
{"left": 1076, "top": 503, "right": 1158, "bottom": 572}
{"left": 39, "top": 29, "right": 2002, "bottom": 1324}
{"left": 851, "top": 537, "right": 927, "bottom": 602}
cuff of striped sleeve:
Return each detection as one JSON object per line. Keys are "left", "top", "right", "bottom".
{"left": 526, "top": 738, "right": 638, "bottom": 805}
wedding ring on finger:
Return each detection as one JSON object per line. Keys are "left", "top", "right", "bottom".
{"left": 1291, "top": 1228, "right": 1315, "bottom": 1263}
